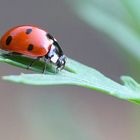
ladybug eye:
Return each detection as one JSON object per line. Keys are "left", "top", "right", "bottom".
{"left": 50, "top": 54, "right": 54, "bottom": 57}
{"left": 46, "top": 33, "right": 54, "bottom": 40}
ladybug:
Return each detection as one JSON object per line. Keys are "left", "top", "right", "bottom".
{"left": 0, "top": 25, "right": 66, "bottom": 73}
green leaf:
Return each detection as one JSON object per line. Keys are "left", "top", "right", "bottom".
{"left": 1, "top": 54, "right": 140, "bottom": 105}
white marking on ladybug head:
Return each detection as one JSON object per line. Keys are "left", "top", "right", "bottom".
{"left": 51, "top": 54, "right": 59, "bottom": 63}
{"left": 47, "top": 44, "right": 59, "bottom": 64}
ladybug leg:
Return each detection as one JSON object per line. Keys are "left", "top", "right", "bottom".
{"left": 26, "top": 56, "right": 41, "bottom": 70}
{"left": 42, "top": 58, "right": 48, "bottom": 74}
{"left": 42, "top": 63, "right": 47, "bottom": 74}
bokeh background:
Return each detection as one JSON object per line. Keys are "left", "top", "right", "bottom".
{"left": 0, "top": 0, "right": 140, "bottom": 140}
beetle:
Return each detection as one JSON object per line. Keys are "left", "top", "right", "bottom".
{"left": 0, "top": 25, "right": 66, "bottom": 73}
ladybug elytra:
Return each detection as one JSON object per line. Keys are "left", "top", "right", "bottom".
{"left": 0, "top": 25, "right": 66, "bottom": 73}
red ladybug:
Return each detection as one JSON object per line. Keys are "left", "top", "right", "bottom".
{"left": 0, "top": 25, "right": 66, "bottom": 73}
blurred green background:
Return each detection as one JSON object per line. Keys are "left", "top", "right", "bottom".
{"left": 0, "top": 0, "right": 140, "bottom": 140}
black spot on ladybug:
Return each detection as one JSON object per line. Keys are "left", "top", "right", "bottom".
{"left": 26, "top": 28, "right": 32, "bottom": 34}
{"left": 6, "top": 36, "right": 12, "bottom": 45}
{"left": 27, "top": 44, "right": 34, "bottom": 51}
{"left": 46, "top": 33, "right": 54, "bottom": 40}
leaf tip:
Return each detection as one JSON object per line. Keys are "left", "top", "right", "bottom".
{"left": 121, "top": 76, "right": 140, "bottom": 91}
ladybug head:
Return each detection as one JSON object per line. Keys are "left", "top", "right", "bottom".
{"left": 45, "top": 40, "right": 66, "bottom": 70}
